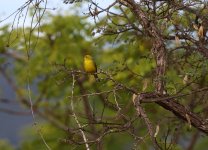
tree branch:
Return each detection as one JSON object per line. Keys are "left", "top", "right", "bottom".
{"left": 135, "top": 92, "right": 208, "bottom": 134}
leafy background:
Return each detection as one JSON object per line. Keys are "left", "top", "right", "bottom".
{"left": 0, "top": 1, "right": 208, "bottom": 150}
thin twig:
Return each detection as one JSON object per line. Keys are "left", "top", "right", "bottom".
{"left": 71, "top": 74, "right": 90, "bottom": 150}
{"left": 27, "top": 69, "right": 52, "bottom": 150}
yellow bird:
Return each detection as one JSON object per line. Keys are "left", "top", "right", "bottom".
{"left": 84, "top": 55, "right": 99, "bottom": 81}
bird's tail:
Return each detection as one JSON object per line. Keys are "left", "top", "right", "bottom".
{"left": 94, "top": 74, "right": 100, "bottom": 82}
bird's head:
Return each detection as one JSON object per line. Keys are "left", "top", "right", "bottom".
{"left": 84, "top": 55, "right": 93, "bottom": 60}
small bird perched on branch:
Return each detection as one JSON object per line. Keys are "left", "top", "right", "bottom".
{"left": 84, "top": 55, "right": 99, "bottom": 81}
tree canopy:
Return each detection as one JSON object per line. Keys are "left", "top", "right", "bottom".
{"left": 0, "top": 0, "right": 208, "bottom": 149}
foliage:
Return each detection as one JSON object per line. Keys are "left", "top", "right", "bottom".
{"left": 0, "top": 0, "right": 208, "bottom": 150}
{"left": 0, "top": 140, "right": 13, "bottom": 150}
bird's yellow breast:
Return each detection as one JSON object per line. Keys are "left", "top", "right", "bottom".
{"left": 84, "top": 59, "right": 97, "bottom": 73}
